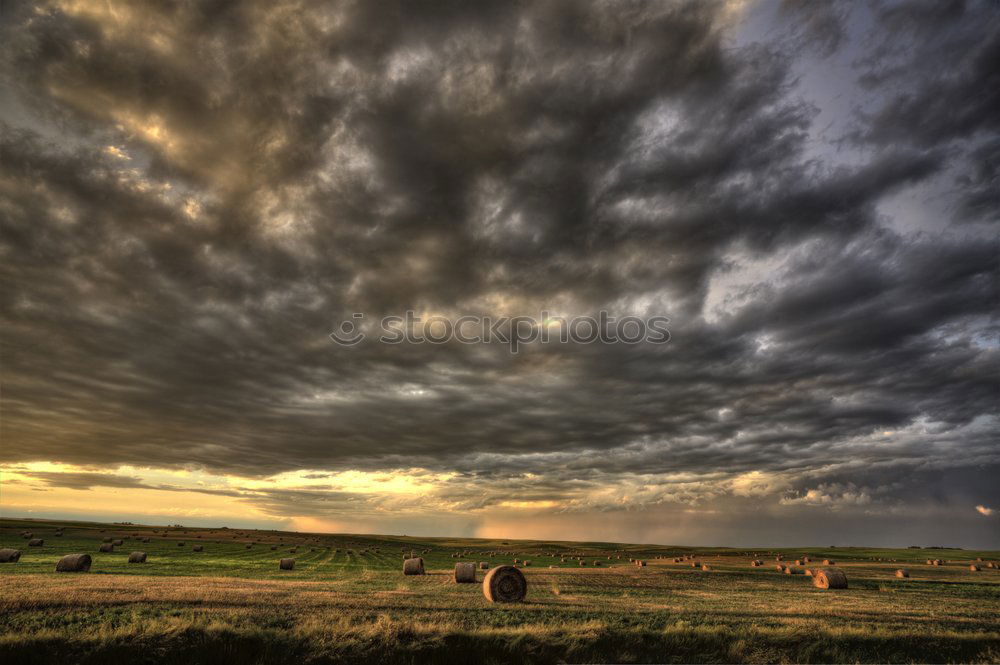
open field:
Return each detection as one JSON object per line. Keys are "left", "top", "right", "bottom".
{"left": 2, "top": 518, "right": 999, "bottom": 664}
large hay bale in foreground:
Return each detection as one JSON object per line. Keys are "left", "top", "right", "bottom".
{"left": 28, "top": 539, "right": 43, "bottom": 547}
{"left": 454, "top": 562, "right": 476, "bottom": 583}
{"left": 0, "top": 548, "right": 22, "bottom": 563}
{"left": 128, "top": 551, "right": 147, "bottom": 563}
{"left": 99, "top": 543, "right": 114, "bottom": 553}
{"left": 56, "top": 553, "right": 91, "bottom": 572}
{"left": 279, "top": 558, "right": 295, "bottom": 570}
{"left": 813, "top": 568, "right": 848, "bottom": 589}
{"left": 483, "top": 565, "right": 527, "bottom": 603}
{"left": 403, "top": 557, "right": 425, "bottom": 575}
{"left": 896, "top": 569, "right": 909, "bottom": 578}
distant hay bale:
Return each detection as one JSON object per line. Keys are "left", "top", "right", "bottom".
{"left": 579, "top": 560, "right": 587, "bottom": 566}
{"left": 483, "top": 565, "right": 527, "bottom": 603}
{"left": 523, "top": 560, "right": 531, "bottom": 567}
{"left": 750, "top": 560, "right": 762, "bottom": 567}
{"left": 0, "top": 548, "right": 22, "bottom": 563}
{"left": 795, "top": 559, "right": 803, "bottom": 565}
{"left": 271, "top": 546, "right": 277, "bottom": 550}
{"left": 896, "top": 569, "right": 909, "bottom": 578}
{"left": 246, "top": 544, "right": 253, "bottom": 549}
{"left": 455, "top": 562, "right": 476, "bottom": 583}
{"left": 128, "top": 551, "right": 147, "bottom": 563}
{"left": 113, "top": 539, "right": 123, "bottom": 546}
{"left": 594, "top": 560, "right": 602, "bottom": 566}
{"left": 193, "top": 545, "right": 203, "bottom": 552}
{"left": 56, "top": 553, "right": 92, "bottom": 572}
{"left": 99, "top": 543, "right": 114, "bottom": 553}
{"left": 178, "top": 542, "right": 185, "bottom": 547}
{"left": 28, "top": 539, "right": 43, "bottom": 547}
{"left": 970, "top": 564, "right": 980, "bottom": 572}
{"left": 813, "top": 568, "right": 848, "bottom": 589}
{"left": 637, "top": 560, "right": 647, "bottom": 567}
{"left": 279, "top": 558, "right": 295, "bottom": 570}
{"left": 823, "top": 559, "right": 835, "bottom": 565}
{"left": 690, "top": 562, "right": 700, "bottom": 568}
{"left": 784, "top": 567, "right": 802, "bottom": 574}
{"left": 775, "top": 555, "right": 783, "bottom": 561}
{"left": 102, "top": 538, "right": 112, "bottom": 543}
{"left": 803, "top": 556, "right": 811, "bottom": 563}
{"left": 804, "top": 569, "right": 813, "bottom": 576}
{"left": 701, "top": 564, "right": 712, "bottom": 571}
{"left": 403, "top": 557, "right": 425, "bottom": 575}
{"left": 479, "top": 562, "right": 489, "bottom": 570}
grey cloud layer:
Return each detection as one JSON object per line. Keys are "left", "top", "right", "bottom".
{"left": 1, "top": 1, "right": 997, "bottom": 531}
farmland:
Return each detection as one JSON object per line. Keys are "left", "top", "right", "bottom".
{"left": 1, "top": 518, "right": 998, "bottom": 664}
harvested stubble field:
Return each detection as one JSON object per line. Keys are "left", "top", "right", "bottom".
{"left": 1, "top": 519, "right": 998, "bottom": 664}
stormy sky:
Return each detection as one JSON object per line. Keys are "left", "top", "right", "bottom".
{"left": 1, "top": 0, "right": 997, "bottom": 548}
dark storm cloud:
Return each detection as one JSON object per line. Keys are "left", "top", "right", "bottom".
{"left": 0, "top": 0, "right": 997, "bottom": 535}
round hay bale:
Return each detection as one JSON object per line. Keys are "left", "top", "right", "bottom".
{"left": 279, "top": 558, "right": 295, "bottom": 570}
{"left": 28, "top": 538, "right": 44, "bottom": 547}
{"left": 99, "top": 543, "right": 114, "bottom": 553}
{"left": 113, "top": 539, "right": 123, "bottom": 546}
{"left": 245, "top": 544, "right": 253, "bottom": 549}
{"left": 56, "top": 553, "right": 92, "bottom": 572}
{"left": 102, "top": 537, "right": 112, "bottom": 543}
{"left": 690, "top": 561, "right": 700, "bottom": 568}
{"left": 128, "top": 551, "right": 147, "bottom": 563}
{"left": 455, "top": 562, "right": 477, "bottom": 583}
{"left": 823, "top": 559, "right": 835, "bottom": 565}
{"left": 193, "top": 545, "right": 203, "bottom": 552}
{"left": 750, "top": 560, "right": 762, "bottom": 567}
{"left": 271, "top": 545, "right": 277, "bottom": 550}
{"left": 970, "top": 564, "right": 980, "bottom": 572}
{"left": 804, "top": 569, "right": 813, "bottom": 576}
{"left": 637, "top": 560, "right": 647, "bottom": 567}
{"left": 701, "top": 564, "right": 712, "bottom": 571}
{"left": 813, "top": 568, "right": 848, "bottom": 589}
{"left": 177, "top": 541, "right": 185, "bottom": 547}
{"left": 795, "top": 559, "right": 803, "bottom": 565}
{"left": 0, "top": 548, "right": 22, "bottom": 563}
{"left": 479, "top": 561, "right": 489, "bottom": 570}
{"left": 403, "top": 557, "right": 425, "bottom": 575}
{"left": 483, "top": 565, "right": 527, "bottom": 603}
{"left": 896, "top": 569, "right": 909, "bottom": 578}
{"left": 784, "top": 566, "right": 801, "bottom": 574}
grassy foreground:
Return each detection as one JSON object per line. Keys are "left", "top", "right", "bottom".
{"left": 1, "top": 518, "right": 999, "bottom": 664}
